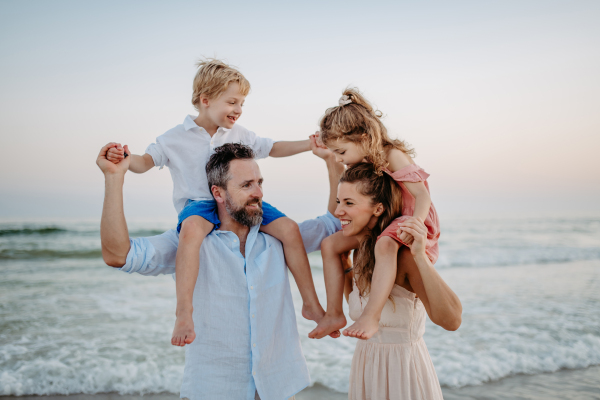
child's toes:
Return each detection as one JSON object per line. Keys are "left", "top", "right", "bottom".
{"left": 185, "top": 332, "right": 196, "bottom": 344}
{"left": 329, "top": 330, "right": 341, "bottom": 339}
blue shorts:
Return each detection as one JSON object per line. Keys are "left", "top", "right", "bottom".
{"left": 177, "top": 199, "right": 286, "bottom": 233}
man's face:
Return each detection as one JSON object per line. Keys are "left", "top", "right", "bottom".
{"left": 223, "top": 159, "right": 264, "bottom": 227}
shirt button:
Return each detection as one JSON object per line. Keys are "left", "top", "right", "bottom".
{"left": 253, "top": 371, "right": 256, "bottom": 376}
{"left": 250, "top": 286, "right": 254, "bottom": 290}
{"left": 233, "top": 239, "right": 237, "bottom": 243}
{"left": 253, "top": 343, "right": 256, "bottom": 347}
{"left": 252, "top": 314, "right": 255, "bottom": 318}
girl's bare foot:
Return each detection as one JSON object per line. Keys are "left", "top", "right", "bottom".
{"left": 342, "top": 314, "right": 379, "bottom": 340}
{"left": 308, "top": 312, "right": 347, "bottom": 339}
{"left": 171, "top": 313, "right": 196, "bottom": 347}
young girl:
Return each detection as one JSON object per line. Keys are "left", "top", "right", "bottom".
{"left": 308, "top": 88, "right": 441, "bottom": 340}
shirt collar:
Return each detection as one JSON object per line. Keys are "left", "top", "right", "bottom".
{"left": 183, "top": 115, "right": 199, "bottom": 131}
{"left": 183, "top": 115, "right": 232, "bottom": 134}
{"left": 214, "top": 223, "right": 261, "bottom": 236}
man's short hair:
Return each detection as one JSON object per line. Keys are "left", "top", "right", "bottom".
{"left": 206, "top": 143, "right": 255, "bottom": 189}
{"left": 191, "top": 59, "right": 251, "bottom": 111}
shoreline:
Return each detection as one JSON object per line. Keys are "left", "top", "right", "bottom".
{"left": 2, "top": 365, "right": 598, "bottom": 400}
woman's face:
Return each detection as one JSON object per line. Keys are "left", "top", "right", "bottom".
{"left": 335, "top": 182, "right": 382, "bottom": 238}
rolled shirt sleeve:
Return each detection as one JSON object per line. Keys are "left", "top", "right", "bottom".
{"left": 145, "top": 140, "right": 168, "bottom": 169}
{"left": 246, "top": 130, "right": 275, "bottom": 159}
{"left": 298, "top": 211, "right": 341, "bottom": 253}
{"left": 119, "top": 229, "right": 179, "bottom": 276}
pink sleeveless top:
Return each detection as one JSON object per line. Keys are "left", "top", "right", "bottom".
{"left": 378, "top": 164, "right": 440, "bottom": 264}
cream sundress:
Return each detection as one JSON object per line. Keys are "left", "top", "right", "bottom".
{"left": 347, "top": 282, "right": 443, "bottom": 400}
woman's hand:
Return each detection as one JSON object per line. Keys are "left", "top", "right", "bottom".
{"left": 397, "top": 217, "right": 427, "bottom": 257}
{"left": 397, "top": 230, "right": 414, "bottom": 246}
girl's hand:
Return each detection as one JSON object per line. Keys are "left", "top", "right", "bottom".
{"left": 398, "top": 229, "right": 414, "bottom": 246}
{"left": 397, "top": 217, "right": 428, "bottom": 257}
{"left": 106, "top": 143, "right": 125, "bottom": 164}
{"left": 309, "top": 132, "right": 332, "bottom": 159}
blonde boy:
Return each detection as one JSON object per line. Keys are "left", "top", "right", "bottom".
{"left": 107, "top": 59, "right": 326, "bottom": 346}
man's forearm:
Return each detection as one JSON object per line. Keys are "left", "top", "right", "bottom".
{"left": 269, "top": 140, "right": 311, "bottom": 157}
{"left": 100, "top": 174, "right": 131, "bottom": 267}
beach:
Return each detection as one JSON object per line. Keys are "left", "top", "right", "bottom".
{"left": 1, "top": 217, "right": 600, "bottom": 398}
{"left": 2, "top": 366, "right": 599, "bottom": 400}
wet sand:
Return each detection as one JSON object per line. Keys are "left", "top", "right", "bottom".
{"left": 2, "top": 365, "right": 598, "bottom": 400}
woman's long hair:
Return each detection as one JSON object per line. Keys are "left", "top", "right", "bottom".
{"left": 320, "top": 87, "right": 414, "bottom": 174}
{"left": 341, "top": 163, "right": 403, "bottom": 297}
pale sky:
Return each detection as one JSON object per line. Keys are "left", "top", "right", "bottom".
{"left": 1, "top": 0, "right": 599, "bottom": 221}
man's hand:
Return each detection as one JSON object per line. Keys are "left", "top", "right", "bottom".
{"left": 97, "top": 142, "right": 130, "bottom": 176}
{"left": 309, "top": 132, "right": 332, "bottom": 160}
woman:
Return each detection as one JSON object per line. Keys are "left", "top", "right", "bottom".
{"left": 334, "top": 163, "right": 462, "bottom": 400}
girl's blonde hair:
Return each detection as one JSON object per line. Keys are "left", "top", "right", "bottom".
{"left": 191, "top": 59, "right": 251, "bottom": 111}
{"left": 320, "top": 88, "right": 414, "bottom": 173}
{"left": 340, "top": 163, "right": 403, "bottom": 298}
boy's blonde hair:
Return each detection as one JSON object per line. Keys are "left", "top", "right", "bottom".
{"left": 191, "top": 59, "right": 251, "bottom": 111}
{"left": 319, "top": 88, "right": 414, "bottom": 173}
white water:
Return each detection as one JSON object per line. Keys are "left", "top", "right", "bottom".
{"left": 1, "top": 217, "right": 600, "bottom": 395}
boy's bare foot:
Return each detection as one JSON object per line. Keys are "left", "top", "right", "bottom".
{"left": 171, "top": 313, "right": 196, "bottom": 347}
{"left": 308, "top": 313, "right": 347, "bottom": 339}
{"left": 302, "top": 302, "right": 325, "bottom": 322}
{"left": 342, "top": 314, "right": 379, "bottom": 340}
{"left": 303, "top": 303, "right": 341, "bottom": 338}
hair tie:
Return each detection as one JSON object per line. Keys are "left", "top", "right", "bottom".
{"left": 338, "top": 95, "right": 352, "bottom": 106}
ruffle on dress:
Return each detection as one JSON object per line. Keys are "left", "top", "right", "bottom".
{"left": 384, "top": 164, "right": 430, "bottom": 183}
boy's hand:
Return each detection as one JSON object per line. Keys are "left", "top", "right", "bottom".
{"left": 309, "top": 132, "right": 332, "bottom": 160}
{"left": 107, "top": 143, "right": 126, "bottom": 164}
{"left": 97, "top": 142, "right": 130, "bottom": 176}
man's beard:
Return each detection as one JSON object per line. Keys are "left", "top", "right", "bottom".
{"left": 225, "top": 192, "right": 263, "bottom": 227}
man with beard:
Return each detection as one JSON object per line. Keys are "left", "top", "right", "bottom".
{"left": 96, "top": 141, "right": 343, "bottom": 400}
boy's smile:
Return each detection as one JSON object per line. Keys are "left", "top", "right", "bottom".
{"left": 213, "top": 82, "right": 245, "bottom": 129}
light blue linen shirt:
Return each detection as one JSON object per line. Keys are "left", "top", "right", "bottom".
{"left": 120, "top": 212, "right": 341, "bottom": 400}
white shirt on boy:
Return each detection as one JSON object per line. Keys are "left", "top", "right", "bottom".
{"left": 145, "top": 115, "right": 275, "bottom": 214}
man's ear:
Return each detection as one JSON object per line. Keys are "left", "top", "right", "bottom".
{"left": 211, "top": 185, "right": 225, "bottom": 203}
{"left": 373, "top": 203, "right": 384, "bottom": 217}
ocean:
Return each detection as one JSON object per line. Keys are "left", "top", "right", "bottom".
{"left": 1, "top": 216, "right": 600, "bottom": 396}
